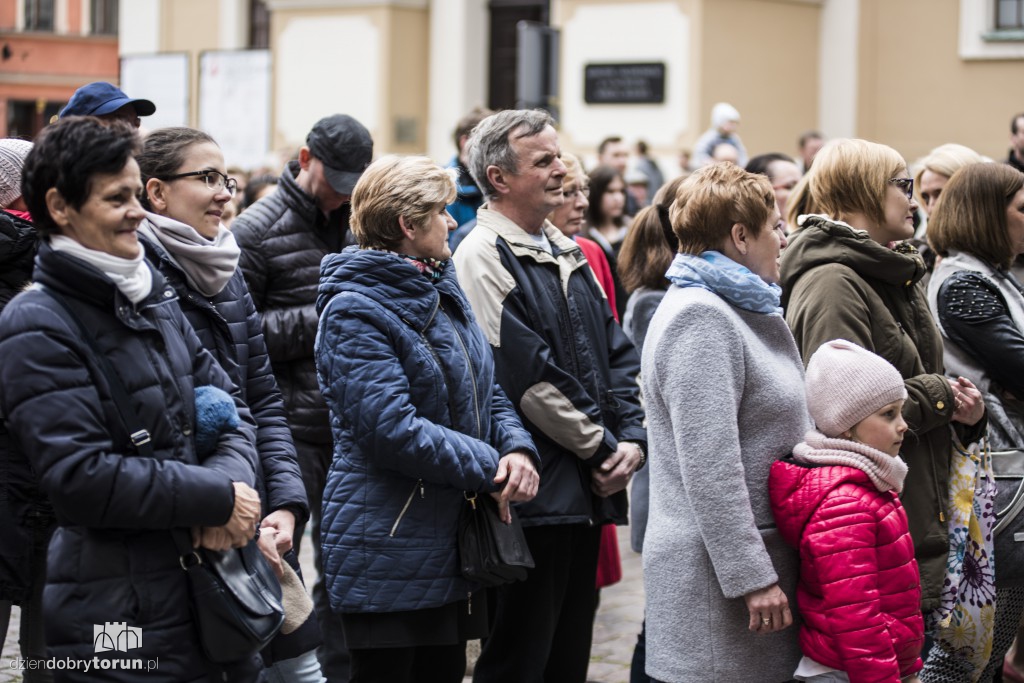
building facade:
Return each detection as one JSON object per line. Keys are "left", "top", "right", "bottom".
{"left": 115, "top": 0, "right": 1024, "bottom": 172}
{"left": 0, "top": 0, "right": 119, "bottom": 138}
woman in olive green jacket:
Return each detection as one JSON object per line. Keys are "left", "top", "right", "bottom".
{"left": 778, "top": 139, "right": 986, "bottom": 619}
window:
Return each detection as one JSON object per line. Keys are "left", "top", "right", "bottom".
{"left": 997, "top": 0, "right": 1024, "bottom": 28}
{"left": 24, "top": 0, "right": 54, "bottom": 31}
{"left": 250, "top": 0, "right": 270, "bottom": 49}
{"left": 92, "top": 0, "right": 119, "bottom": 36}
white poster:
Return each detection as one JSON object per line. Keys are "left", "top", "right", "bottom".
{"left": 119, "top": 53, "right": 190, "bottom": 129}
{"left": 199, "top": 50, "right": 271, "bottom": 171}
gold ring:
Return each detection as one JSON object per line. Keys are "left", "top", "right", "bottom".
{"left": 761, "top": 617, "right": 771, "bottom": 625}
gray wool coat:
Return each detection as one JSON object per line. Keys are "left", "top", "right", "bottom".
{"left": 641, "top": 286, "right": 810, "bottom": 683}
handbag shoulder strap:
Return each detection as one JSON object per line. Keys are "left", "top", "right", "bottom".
{"left": 38, "top": 285, "right": 153, "bottom": 458}
{"left": 39, "top": 285, "right": 198, "bottom": 559}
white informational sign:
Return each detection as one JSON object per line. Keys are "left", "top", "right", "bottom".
{"left": 199, "top": 50, "right": 271, "bottom": 171}
{"left": 119, "top": 54, "right": 190, "bottom": 129}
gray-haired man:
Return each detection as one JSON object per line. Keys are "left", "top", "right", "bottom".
{"left": 453, "top": 109, "right": 646, "bottom": 682}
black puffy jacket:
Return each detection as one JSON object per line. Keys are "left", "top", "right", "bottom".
{"left": 0, "top": 208, "right": 47, "bottom": 604}
{"left": 0, "top": 210, "right": 35, "bottom": 308}
{"left": 140, "top": 227, "right": 309, "bottom": 523}
{"left": 0, "top": 243, "right": 259, "bottom": 681}
{"left": 231, "top": 162, "right": 353, "bottom": 445}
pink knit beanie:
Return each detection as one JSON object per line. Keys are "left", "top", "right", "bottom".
{"left": 805, "top": 339, "right": 907, "bottom": 437}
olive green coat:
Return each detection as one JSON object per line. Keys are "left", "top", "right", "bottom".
{"left": 780, "top": 215, "right": 982, "bottom": 613}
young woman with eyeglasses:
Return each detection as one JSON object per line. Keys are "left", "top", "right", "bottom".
{"left": 136, "top": 128, "right": 324, "bottom": 683}
{"left": 779, "top": 138, "right": 988, "bottom": 681}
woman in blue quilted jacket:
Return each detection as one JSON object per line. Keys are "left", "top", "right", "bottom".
{"left": 314, "top": 155, "right": 540, "bottom": 683}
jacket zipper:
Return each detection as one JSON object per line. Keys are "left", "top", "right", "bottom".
{"left": 440, "top": 305, "right": 482, "bottom": 439}
{"left": 389, "top": 479, "right": 424, "bottom": 537}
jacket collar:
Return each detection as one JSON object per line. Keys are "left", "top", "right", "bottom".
{"left": 780, "top": 215, "right": 926, "bottom": 299}
{"left": 317, "top": 246, "right": 472, "bottom": 332}
{"left": 475, "top": 207, "right": 587, "bottom": 268}
{"left": 34, "top": 241, "right": 177, "bottom": 322}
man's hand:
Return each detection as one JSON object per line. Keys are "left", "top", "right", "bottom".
{"left": 591, "top": 442, "right": 642, "bottom": 498}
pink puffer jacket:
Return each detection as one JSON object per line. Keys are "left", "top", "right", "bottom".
{"left": 769, "top": 458, "right": 924, "bottom": 683}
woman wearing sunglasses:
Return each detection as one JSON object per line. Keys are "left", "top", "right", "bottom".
{"left": 779, "top": 138, "right": 988, "bottom": 680}
{"left": 136, "top": 128, "right": 322, "bottom": 682}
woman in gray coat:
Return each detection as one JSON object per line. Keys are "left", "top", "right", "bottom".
{"left": 641, "top": 163, "right": 808, "bottom": 682}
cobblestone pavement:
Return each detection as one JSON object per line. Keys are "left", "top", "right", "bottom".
{"left": 1, "top": 526, "right": 644, "bottom": 682}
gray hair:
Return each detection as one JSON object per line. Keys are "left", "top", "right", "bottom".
{"left": 466, "top": 109, "right": 555, "bottom": 200}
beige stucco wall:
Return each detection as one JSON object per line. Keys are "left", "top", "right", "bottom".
{"left": 856, "top": 0, "right": 1024, "bottom": 165}
{"left": 160, "top": 0, "right": 224, "bottom": 126}
{"left": 270, "top": 3, "right": 428, "bottom": 156}
{"left": 699, "top": 0, "right": 820, "bottom": 159}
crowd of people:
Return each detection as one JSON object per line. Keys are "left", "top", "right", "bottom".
{"left": 0, "top": 80, "right": 1023, "bottom": 683}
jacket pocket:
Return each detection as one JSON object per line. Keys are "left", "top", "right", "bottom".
{"left": 389, "top": 479, "right": 424, "bottom": 537}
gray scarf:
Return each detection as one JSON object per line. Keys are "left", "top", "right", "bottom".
{"left": 139, "top": 212, "right": 240, "bottom": 297}
{"left": 793, "top": 429, "right": 909, "bottom": 493}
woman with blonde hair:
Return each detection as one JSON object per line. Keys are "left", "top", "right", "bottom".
{"left": 642, "top": 162, "right": 806, "bottom": 682}
{"left": 315, "top": 155, "right": 539, "bottom": 683}
{"left": 913, "top": 143, "right": 987, "bottom": 217}
{"left": 779, "top": 138, "right": 989, "bottom": 680}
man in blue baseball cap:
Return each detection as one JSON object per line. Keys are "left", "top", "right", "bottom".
{"left": 60, "top": 82, "right": 156, "bottom": 128}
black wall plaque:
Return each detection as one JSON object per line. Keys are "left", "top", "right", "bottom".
{"left": 584, "top": 62, "right": 665, "bottom": 104}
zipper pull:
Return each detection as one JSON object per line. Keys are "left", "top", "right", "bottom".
{"left": 419, "top": 481, "right": 425, "bottom": 498}
{"left": 467, "top": 592, "right": 472, "bottom": 615}
{"left": 939, "top": 510, "right": 946, "bottom": 523}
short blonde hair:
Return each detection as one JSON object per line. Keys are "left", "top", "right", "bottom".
{"left": 561, "top": 152, "right": 587, "bottom": 189}
{"left": 350, "top": 155, "right": 456, "bottom": 250}
{"left": 669, "top": 163, "right": 775, "bottom": 255}
{"left": 912, "top": 143, "right": 986, "bottom": 192}
{"left": 807, "top": 139, "right": 906, "bottom": 228}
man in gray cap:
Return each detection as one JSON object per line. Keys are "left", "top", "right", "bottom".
{"left": 233, "top": 113, "right": 372, "bottom": 682}
{"left": 60, "top": 81, "right": 156, "bottom": 128}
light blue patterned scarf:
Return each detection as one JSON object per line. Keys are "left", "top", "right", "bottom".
{"left": 665, "top": 250, "right": 782, "bottom": 315}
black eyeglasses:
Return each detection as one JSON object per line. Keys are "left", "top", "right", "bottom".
{"left": 160, "top": 170, "right": 238, "bottom": 197}
{"left": 889, "top": 177, "right": 914, "bottom": 201}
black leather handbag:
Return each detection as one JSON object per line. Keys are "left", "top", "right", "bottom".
{"left": 992, "top": 448, "right": 1024, "bottom": 587}
{"left": 41, "top": 286, "right": 284, "bottom": 663}
{"left": 458, "top": 491, "right": 534, "bottom": 587}
{"left": 172, "top": 532, "right": 284, "bottom": 663}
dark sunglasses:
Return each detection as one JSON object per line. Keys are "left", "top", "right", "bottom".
{"left": 889, "top": 177, "right": 914, "bottom": 201}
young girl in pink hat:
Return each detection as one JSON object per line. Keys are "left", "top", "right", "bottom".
{"left": 769, "top": 339, "right": 924, "bottom": 683}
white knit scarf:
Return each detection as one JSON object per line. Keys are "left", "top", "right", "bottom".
{"left": 792, "top": 429, "right": 909, "bottom": 493}
{"left": 138, "top": 212, "right": 240, "bottom": 297}
{"left": 50, "top": 234, "right": 153, "bottom": 304}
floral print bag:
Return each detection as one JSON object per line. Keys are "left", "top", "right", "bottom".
{"left": 929, "top": 434, "right": 997, "bottom": 682}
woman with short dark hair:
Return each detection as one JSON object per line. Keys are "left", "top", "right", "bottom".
{"left": 0, "top": 116, "right": 263, "bottom": 681}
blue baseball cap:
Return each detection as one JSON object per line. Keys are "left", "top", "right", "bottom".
{"left": 60, "top": 82, "right": 156, "bottom": 118}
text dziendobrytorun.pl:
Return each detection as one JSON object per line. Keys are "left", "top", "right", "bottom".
{"left": 7, "top": 656, "right": 159, "bottom": 673}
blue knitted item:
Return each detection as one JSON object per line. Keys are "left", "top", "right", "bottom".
{"left": 194, "top": 385, "right": 239, "bottom": 456}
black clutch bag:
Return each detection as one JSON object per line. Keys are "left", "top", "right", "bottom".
{"left": 458, "top": 492, "right": 535, "bottom": 587}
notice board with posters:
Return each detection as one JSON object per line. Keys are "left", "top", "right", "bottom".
{"left": 584, "top": 63, "right": 666, "bottom": 104}
{"left": 199, "top": 50, "right": 271, "bottom": 171}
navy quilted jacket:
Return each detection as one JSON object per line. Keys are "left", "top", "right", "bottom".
{"left": 315, "top": 247, "right": 537, "bottom": 614}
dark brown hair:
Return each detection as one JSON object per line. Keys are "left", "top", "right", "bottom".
{"left": 618, "top": 176, "right": 687, "bottom": 292}
{"left": 928, "top": 163, "right": 1024, "bottom": 270}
